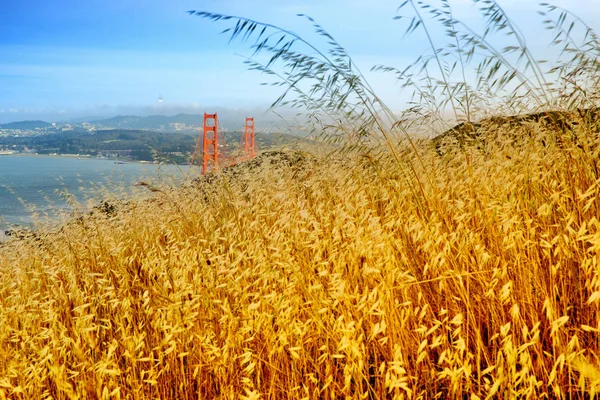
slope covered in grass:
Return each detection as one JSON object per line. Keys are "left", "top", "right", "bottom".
{"left": 1, "top": 119, "right": 599, "bottom": 398}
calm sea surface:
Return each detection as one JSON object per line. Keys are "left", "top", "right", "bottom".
{"left": 0, "top": 155, "right": 196, "bottom": 239}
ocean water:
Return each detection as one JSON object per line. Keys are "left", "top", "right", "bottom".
{"left": 0, "top": 155, "right": 197, "bottom": 239}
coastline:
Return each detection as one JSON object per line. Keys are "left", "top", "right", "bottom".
{"left": 0, "top": 152, "right": 198, "bottom": 167}
{"left": 0, "top": 152, "right": 157, "bottom": 165}
{"left": 0, "top": 155, "right": 197, "bottom": 241}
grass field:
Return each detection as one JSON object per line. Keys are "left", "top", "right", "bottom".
{"left": 3, "top": 0, "right": 600, "bottom": 397}
{"left": 0, "top": 118, "right": 599, "bottom": 398}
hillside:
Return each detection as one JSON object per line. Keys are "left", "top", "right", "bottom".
{"left": 433, "top": 108, "right": 600, "bottom": 154}
{"left": 90, "top": 114, "right": 205, "bottom": 130}
{"left": 1, "top": 119, "right": 599, "bottom": 397}
{"left": 0, "top": 120, "right": 52, "bottom": 130}
{"left": 0, "top": 128, "right": 307, "bottom": 162}
{"left": 0, "top": 129, "right": 195, "bottom": 162}
{"left": 89, "top": 114, "right": 289, "bottom": 131}
{"left": 0, "top": 114, "right": 301, "bottom": 134}
{"left": 4, "top": 0, "right": 600, "bottom": 397}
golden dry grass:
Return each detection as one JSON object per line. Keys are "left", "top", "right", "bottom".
{"left": 0, "top": 121, "right": 599, "bottom": 399}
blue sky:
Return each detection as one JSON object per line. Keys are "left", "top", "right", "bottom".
{"left": 1, "top": 0, "right": 599, "bottom": 123}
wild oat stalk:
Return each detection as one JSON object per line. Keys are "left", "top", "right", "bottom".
{"left": 190, "top": 1, "right": 600, "bottom": 140}
{"left": 188, "top": 10, "right": 434, "bottom": 214}
{"left": 187, "top": 11, "right": 392, "bottom": 141}
{"left": 1, "top": 124, "right": 600, "bottom": 397}
{"left": 540, "top": 3, "right": 600, "bottom": 109}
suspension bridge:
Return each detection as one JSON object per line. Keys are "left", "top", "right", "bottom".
{"left": 190, "top": 113, "right": 256, "bottom": 174}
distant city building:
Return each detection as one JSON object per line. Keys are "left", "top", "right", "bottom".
{"left": 81, "top": 122, "right": 95, "bottom": 132}
{"left": 169, "top": 122, "right": 186, "bottom": 131}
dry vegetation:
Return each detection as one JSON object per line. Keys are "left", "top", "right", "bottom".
{"left": 3, "top": 0, "right": 600, "bottom": 397}
{"left": 0, "top": 118, "right": 599, "bottom": 398}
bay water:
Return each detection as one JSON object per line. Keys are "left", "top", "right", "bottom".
{"left": 0, "top": 155, "right": 197, "bottom": 240}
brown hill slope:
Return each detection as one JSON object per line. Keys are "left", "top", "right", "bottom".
{"left": 433, "top": 108, "right": 600, "bottom": 154}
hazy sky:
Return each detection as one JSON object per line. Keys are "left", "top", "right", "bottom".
{"left": 1, "top": 0, "right": 599, "bottom": 123}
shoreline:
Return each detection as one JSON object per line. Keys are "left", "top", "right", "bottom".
{"left": 0, "top": 152, "right": 196, "bottom": 167}
{"left": 0, "top": 152, "right": 152, "bottom": 164}
{"left": 0, "top": 156, "right": 199, "bottom": 240}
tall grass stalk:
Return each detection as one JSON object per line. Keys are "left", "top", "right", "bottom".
{"left": 0, "top": 125, "right": 599, "bottom": 397}
{"left": 1, "top": 0, "right": 600, "bottom": 398}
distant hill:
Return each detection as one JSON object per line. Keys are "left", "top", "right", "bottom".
{"left": 91, "top": 114, "right": 209, "bottom": 130}
{"left": 65, "top": 116, "right": 105, "bottom": 123}
{"left": 90, "top": 113, "right": 289, "bottom": 131}
{"left": 0, "top": 120, "right": 52, "bottom": 130}
{"left": 432, "top": 108, "right": 600, "bottom": 154}
{"left": 0, "top": 127, "right": 307, "bottom": 163}
{"left": 0, "top": 114, "right": 305, "bottom": 136}
{"left": 0, "top": 129, "right": 196, "bottom": 163}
